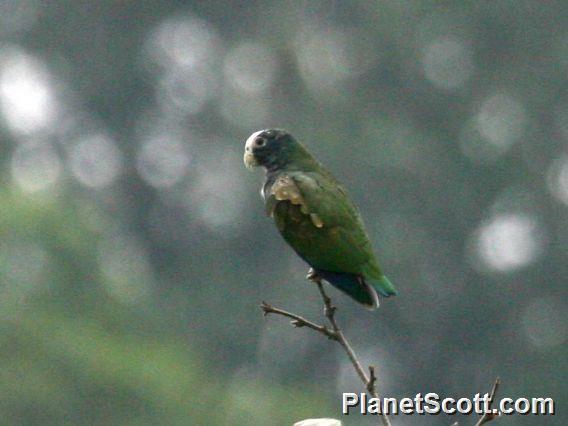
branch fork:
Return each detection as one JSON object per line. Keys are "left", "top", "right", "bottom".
{"left": 261, "top": 272, "right": 391, "bottom": 426}
{"left": 260, "top": 272, "right": 501, "bottom": 426}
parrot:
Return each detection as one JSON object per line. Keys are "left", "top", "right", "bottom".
{"left": 244, "top": 129, "right": 397, "bottom": 309}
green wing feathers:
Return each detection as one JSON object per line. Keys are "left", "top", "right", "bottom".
{"left": 266, "top": 171, "right": 397, "bottom": 302}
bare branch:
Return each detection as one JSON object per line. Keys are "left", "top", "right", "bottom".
{"left": 262, "top": 281, "right": 502, "bottom": 426}
{"left": 260, "top": 301, "right": 336, "bottom": 339}
{"left": 314, "top": 280, "right": 381, "bottom": 401}
{"left": 475, "top": 378, "right": 501, "bottom": 426}
{"left": 368, "top": 366, "right": 378, "bottom": 394}
{"left": 260, "top": 275, "right": 392, "bottom": 426}
{"left": 452, "top": 378, "right": 502, "bottom": 426}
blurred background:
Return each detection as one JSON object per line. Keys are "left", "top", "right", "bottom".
{"left": 0, "top": 1, "right": 566, "bottom": 425}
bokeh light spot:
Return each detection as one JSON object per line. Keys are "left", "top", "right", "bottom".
{"left": 459, "top": 118, "right": 507, "bottom": 163}
{"left": 223, "top": 41, "right": 277, "bottom": 95}
{"left": 472, "top": 213, "right": 545, "bottom": 273}
{"left": 149, "top": 16, "right": 220, "bottom": 71}
{"left": 297, "top": 31, "right": 350, "bottom": 88}
{"left": 422, "top": 37, "right": 473, "bottom": 91}
{"left": 147, "top": 16, "right": 222, "bottom": 116}
{"left": 185, "top": 150, "right": 246, "bottom": 234}
{"left": 136, "top": 136, "right": 191, "bottom": 188}
{"left": 295, "top": 29, "right": 378, "bottom": 95}
{"left": 0, "top": 48, "right": 57, "bottom": 135}
{"left": 523, "top": 296, "right": 567, "bottom": 348}
{"left": 69, "top": 134, "right": 123, "bottom": 189}
{"left": 157, "top": 70, "right": 217, "bottom": 115}
{"left": 546, "top": 155, "right": 568, "bottom": 206}
{"left": 476, "top": 93, "right": 526, "bottom": 150}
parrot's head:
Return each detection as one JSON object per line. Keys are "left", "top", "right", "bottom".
{"left": 244, "top": 129, "right": 297, "bottom": 171}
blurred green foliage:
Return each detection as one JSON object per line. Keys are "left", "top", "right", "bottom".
{"left": 0, "top": 191, "right": 332, "bottom": 424}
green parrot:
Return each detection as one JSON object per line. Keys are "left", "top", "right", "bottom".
{"left": 244, "top": 129, "right": 397, "bottom": 309}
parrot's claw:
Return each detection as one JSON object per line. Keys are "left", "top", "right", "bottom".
{"left": 306, "top": 268, "right": 321, "bottom": 283}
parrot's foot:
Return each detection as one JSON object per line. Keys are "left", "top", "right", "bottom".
{"left": 306, "top": 268, "right": 322, "bottom": 283}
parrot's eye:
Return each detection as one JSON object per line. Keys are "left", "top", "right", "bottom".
{"left": 255, "top": 137, "right": 267, "bottom": 147}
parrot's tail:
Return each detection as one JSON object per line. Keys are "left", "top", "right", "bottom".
{"left": 369, "top": 275, "right": 397, "bottom": 298}
{"left": 315, "top": 270, "right": 380, "bottom": 309}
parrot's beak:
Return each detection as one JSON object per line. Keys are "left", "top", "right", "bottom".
{"left": 244, "top": 130, "right": 262, "bottom": 170}
{"left": 243, "top": 150, "right": 258, "bottom": 169}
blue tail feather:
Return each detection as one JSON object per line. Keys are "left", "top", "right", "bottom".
{"left": 370, "top": 275, "right": 397, "bottom": 297}
{"left": 316, "top": 270, "right": 378, "bottom": 308}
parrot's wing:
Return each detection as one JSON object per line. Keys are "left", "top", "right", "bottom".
{"left": 289, "top": 172, "right": 363, "bottom": 229}
{"left": 266, "top": 172, "right": 379, "bottom": 275}
{"left": 265, "top": 174, "right": 325, "bottom": 228}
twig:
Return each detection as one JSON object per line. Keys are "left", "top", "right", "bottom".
{"left": 260, "top": 274, "right": 391, "bottom": 426}
{"left": 452, "top": 378, "right": 501, "bottom": 426}
{"left": 261, "top": 276, "right": 501, "bottom": 426}
{"left": 314, "top": 280, "right": 382, "bottom": 398}
{"left": 260, "top": 301, "right": 336, "bottom": 339}
{"left": 475, "top": 378, "right": 501, "bottom": 425}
